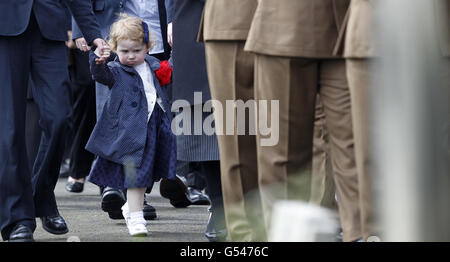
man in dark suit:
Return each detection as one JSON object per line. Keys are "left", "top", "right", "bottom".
{"left": 0, "top": 0, "right": 108, "bottom": 242}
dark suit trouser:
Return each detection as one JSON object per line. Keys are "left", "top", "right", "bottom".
{"left": 67, "top": 49, "right": 96, "bottom": 179}
{"left": 26, "top": 96, "right": 42, "bottom": 169}
{"left": 0, "top": 14, "right": 72, "bottom": 240}
{"left": 198, "top": 161, "right": 226, "bottom": 233}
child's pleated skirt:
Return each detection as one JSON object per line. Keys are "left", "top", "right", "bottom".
{"left": 88, "top": 104, "right": 176, "bottom": 189}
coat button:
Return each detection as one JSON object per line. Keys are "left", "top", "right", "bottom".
{"left": 131, "top": 102, "right": 137, "bottom": 107}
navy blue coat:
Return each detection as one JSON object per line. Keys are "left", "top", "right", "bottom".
{"left": 86, "top": 51, "right": 172, "bottom": 166}
{"left": 0, "top": 0, "right": 100, "bottom": 43}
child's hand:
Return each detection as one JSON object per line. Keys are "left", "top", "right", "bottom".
{"left": 94, "top": 50, "right": 109, "bottom": 64}
{"left": 93, "top": 38, "right": 111, "bottom": 64}
{"left": 94, "top": 47, "right": 107, "bottom": 64}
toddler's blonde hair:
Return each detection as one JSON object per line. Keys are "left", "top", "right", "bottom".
{"left": 108, "top": 13, "right": 153, "bottom": 51}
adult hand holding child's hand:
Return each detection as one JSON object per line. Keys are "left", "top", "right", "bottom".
{"left": 93, "top": 38, "right": 111, "bottom": 64}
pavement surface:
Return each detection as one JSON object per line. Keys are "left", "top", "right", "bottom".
{"left": 33, "top": 178, "right": 210, "bottom": 242}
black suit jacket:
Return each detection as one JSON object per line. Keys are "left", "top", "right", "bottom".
{"left": 71, "top": 0, "right": 171, "bottom": 58}
{"left": 0, "top": 0, "right": 101, "bottom": 43}
{"left": 166, "top": 0, "right": 210, "bottom": 105}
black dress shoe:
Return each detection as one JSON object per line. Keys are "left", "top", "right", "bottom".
{"left": 8, "top": 224, "right": 34, "bottom": 242}
{"left": 65, "top": 181, "right": 84, "bottom": 193}
{"left": 101, "top": 188, "right": 126, "bottom": 220}
{"left": 109, "top": 203, "right": 157, "bottom": 220}
{"left": 143, "top": 199, "right": 157, "bottom": 220}
{"left": 99, "top": 186, "right": 106, "bottom": 196}
{"left": 160, "top": 175, "right": 191, "bottom": 208}
{"left": 187, "top": 187, "right": 211, "bottom": 205}
{"left": 102, "top": 189, "right": 157, "bottom": 220}
{"left": 41, "top": 215, "right": 69, "bottom": 235}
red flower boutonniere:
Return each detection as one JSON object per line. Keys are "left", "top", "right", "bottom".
{"left": 155, "top": 60, "right": 172, "bottom": 87}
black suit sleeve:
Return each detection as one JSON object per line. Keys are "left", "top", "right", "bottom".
{"left": 159, "top": 0, "right": 172, "bottom": 59}
{"left": 63, "top": 4, "right": 72, "bottom": 31}
{"left": 166, "top": 0, "right": 174, "bottom": 23}
{"left": 64, "top": 0, "right": 101, "bottom": 44}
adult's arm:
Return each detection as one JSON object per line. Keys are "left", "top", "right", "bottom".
{"left": 64, "top": 0, "right": 101, "bottom": 44}
{"left": 72, "top": 17, "right": 83, "bottom": 40}
{"left": 165, "top": 0, "right": 174, "bottom": 24}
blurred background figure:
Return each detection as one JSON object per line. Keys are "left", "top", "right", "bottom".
{"left": 337, "top": 0, "right": 379, "bottom": 241}
{"left": 200, "top": 0, "right": 264, "bottom": 242}
{"left": 310, "top": 95, "right": 337, "bottom": 211}
{"left": 244, "top": 0, "right": 362, "bottom": 242}
{"left": 64, "top": 31, "right": 97, "bottom": 194}
{"left": 167, "top": 0, "right": 227, "bottom": 242}
{"left": 200, "top": 0, "right": 338, "bottom": 242}
{"left": 369, "top": 0, "right": 450, "bottom": 241}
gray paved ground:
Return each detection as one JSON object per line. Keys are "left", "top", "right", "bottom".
{"left": 33, "top": 178, "right": 210, "bottom": 242}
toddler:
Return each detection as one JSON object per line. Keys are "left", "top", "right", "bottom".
{"left": 86, "top": 14, "right": 176, "bottom": 237}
